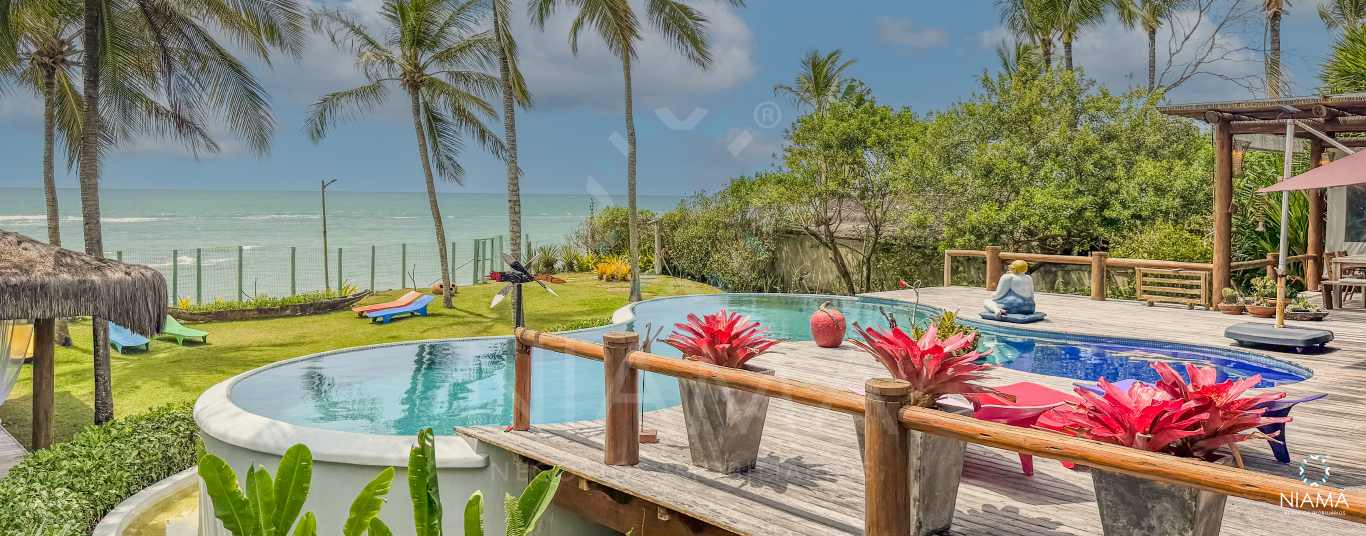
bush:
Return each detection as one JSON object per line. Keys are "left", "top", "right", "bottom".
{"left": 177, "top": 283, "right": 358, "bottom": 312}
{"left": 0, "top": 404, "right": 200, "bottom": 534}
{"left": 1109, "top": 222, "right": 1212, "bottom": 263}
{"left": 546, "top": 317, "right": 613, "bottom": 332}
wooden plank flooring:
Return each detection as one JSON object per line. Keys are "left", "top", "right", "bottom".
{"left": 460, "top": 287, "right": 1365, "bottom": 535}
{"left": 0, "top": 423, "right": 25, "bottom": 478}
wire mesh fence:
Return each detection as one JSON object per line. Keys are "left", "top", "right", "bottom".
{"left": 108, "top": 236, "right": 537, "bottom": 305}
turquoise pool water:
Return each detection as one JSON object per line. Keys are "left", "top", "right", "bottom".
{"left": 228, "top": 294, "right": 1311, "bottom": 435}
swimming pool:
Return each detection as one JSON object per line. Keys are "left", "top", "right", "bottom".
{"left": 224, "top": 293, "right": 1311, "bottom": 437}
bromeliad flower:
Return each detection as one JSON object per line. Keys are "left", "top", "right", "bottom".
{"left": 1151, "top": 362, "right": 1291, "bottom": 460}
{"left": 847, "top": 323, "right": 1009, "bottom": 408}
{"left": 1053, "top": 379, "right": 1208, "bottom": 453}
{"left": 662, "top": 311, "right": 786, "bottom": 369}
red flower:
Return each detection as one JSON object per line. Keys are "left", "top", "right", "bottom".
{"left": 847, "top": 323, "right": 1009, "bottom": 408}
{"left": 1151, "top": 362, "right": 1291, "bottom": 460}
{"left": 1054, "top": 379, "right": 1208, "bottom": 453}
{"left": 662, "top": 310, "right": 786, "bottom": 369}
{"left": 489, "top": 271, "right": 502, "bottom": 282}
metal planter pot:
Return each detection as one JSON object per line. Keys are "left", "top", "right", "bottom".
{"left": 853, "top": 403, "right": 972, "bottom": 536}
{"left": 1092, "top": 468, "right": 1228, "bottom": 536}
{"left": 677, "top": 364, "right": 774, "bottom": 474}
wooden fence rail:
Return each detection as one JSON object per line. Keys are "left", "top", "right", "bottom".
{"left": 510, "top": 327, "right": 1366, "bottom": 535}
{"left": 943, "top": 247, "right": 1317, "bottom": 302}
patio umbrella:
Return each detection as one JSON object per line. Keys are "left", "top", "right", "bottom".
{"left": 1254, "top": 121, "right": 1362, "bottom": 326}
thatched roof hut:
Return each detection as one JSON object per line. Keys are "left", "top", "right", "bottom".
{"left": 0, "top": 229, "right": 166, "bottom": 335}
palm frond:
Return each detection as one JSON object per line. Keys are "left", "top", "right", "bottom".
{"left": 645, "top": 0, "right": 711, "bottom": 68}
{"left": 419, "top": 98, "right": 468, "bottom": 184}
{"left": 304, "top": 79, "right": 391, "bottom": 143}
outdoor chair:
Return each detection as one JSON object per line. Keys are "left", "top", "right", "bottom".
{"left": 972, "top": 382, "right": 1082, "bottom": 475}
{"left": 108, "top": 322, "right": 150, "bottom": 354}
{"left": 162, "top": 315, "right": 209, "bottom": 345}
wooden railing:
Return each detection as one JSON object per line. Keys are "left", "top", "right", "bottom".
{"left": 943, "top": 246, "right": 1317, "bottom": 301}
{"left": 511, "top": 328, "right": 1366, "bottom": 535}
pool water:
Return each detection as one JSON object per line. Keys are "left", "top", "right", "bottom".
{"left": 228, "top": 293, "right": 1311, "bottom": 436}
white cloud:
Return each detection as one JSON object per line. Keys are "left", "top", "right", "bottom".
{"left": 873, "top": 16, "right": 948, "bottom": 55}
{"left": 977, "top": 26, "right": 1015, "bottom": 50}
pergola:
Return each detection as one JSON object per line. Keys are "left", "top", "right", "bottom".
{"left": 0, "top": 229, "right": 165, "bottom": 449}
{"left": 1158, "top": 93, "right": 1366, "bottom": 297}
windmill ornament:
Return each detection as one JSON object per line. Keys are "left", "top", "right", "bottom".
{"left": 490, "top": 252, "right": 560, "bottom": 327}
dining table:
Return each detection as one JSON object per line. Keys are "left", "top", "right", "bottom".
{"left": 1326, "top": 254, "right": 1366, "bottom": 308}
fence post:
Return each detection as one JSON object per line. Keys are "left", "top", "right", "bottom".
{"left": 195, "top": 249, "right": 202, "bottom": 304}
{"left": 371, "top": 246, "right": 376, "bottom": 292}
{"left": 116, "top": 251, "right": 122, "bottom": 262}
{"left": 1266, "top": 253, "right": 1278, "bottom": 279}
{"left": 496, "top": 235, "right": 505, "bottom": 269}
{"left": 171, "top": 250, "right": 178, "bottom": 304}
{"left": 864, "top": 378, "right": 911, "bottom": 536}
{"left": 514, "top": 338, "right": 532, "bottom": 431}
{"left": 1091, "top": 252, "right": 1109, "bottom": 301}
{"left": 401, "top": 243, "right": 407, "bottom": 289}
{"left": 985, "top": 246, "right": 1003, "bottom": 291}
{"left": 473, "top": 239, "right": 481, "bottom": 285}
{"left": 237, "top": 246, "right": 244, "bottom": 300}
{"left": 943, "top": 251, "right": 952, "bottom": 287}
{"left": 603, "top": 331, "right": 640, "bottom": 466}
{"left": 290, "top": 247, "right": 297, "bottom": 296}
{"left": 338, "top": 247, "right": 343, "bottom": 289}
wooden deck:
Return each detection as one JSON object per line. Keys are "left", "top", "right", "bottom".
{"left": 459, "top": 287, "right": 1365, "bottom": 535}
{"left": 0, "top": 422, "right": 25, "bottom": 478}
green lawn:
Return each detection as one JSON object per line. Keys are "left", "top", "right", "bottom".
{"left": 0, "top": 273, "right": 718, "bottom": 448}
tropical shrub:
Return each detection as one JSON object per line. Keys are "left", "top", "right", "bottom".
{"left": 594, "top": 256, "right": 630, "bottom": 282}
{"left": 566, "top": 205, "right": 657, "bottom": 258}
{"left": 546, "top": 317, "right": 613, "bottom": 332}
{"left": 1109, "top": 222, "right": 1213, "bottom": 264}
{"left": 177, "top": 284, "right": 359, "bottom": 312}
{"left": 0, "top": 404, "right": 200, "bottom": 534}
{"left": 910, "top": 310, "right": 981, "bottom": 356}
{"left": 847, "top": 323, "right": 1006, "bottom": 408}
{"left": 200, "top": 428, "right": 563, "bottom": 536}
{"left": 661, "top": 311, "right": 785, "bottom": 368}
{"left": 532, "top": 245, "right": 560, "bottom": 274}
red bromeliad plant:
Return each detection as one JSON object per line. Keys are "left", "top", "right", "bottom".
{"left": 662, "top": 311, "right": 786, "bottom": 368}
{"left": 1055, "top": 363, "right": 1292, "bottom": 461}
{"left": 847, "top": 323, "right": 1009, "bottom": 408}
{"left": 1151, "top": 362, "right": 1291, "bottom": 460}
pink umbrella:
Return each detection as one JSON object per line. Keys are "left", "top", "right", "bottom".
{"left": 1257, "top": 145, "right": 1366, "bottom": 192}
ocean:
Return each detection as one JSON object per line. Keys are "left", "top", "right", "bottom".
{"left": 0, "top": 188, "right": 684, "bottom": 301}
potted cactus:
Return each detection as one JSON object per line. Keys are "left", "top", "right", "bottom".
{"left": 662, "top": 311, "right": 786, "bottom": 473}
{"left": 1218, "top": 287, "right": 1245, "bottom": 315}
{"left": 1054, "top": 363, "right": 1290, "bottom": 536}
{"left": 1246, "top": 276, "right": 1278, "bottom": 318}
{"left": 847, "top": 323, "right": 1008, "bottom": 536}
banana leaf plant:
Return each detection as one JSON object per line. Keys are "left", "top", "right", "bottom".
{"left": 464, "top": 464, "right": 563, "bottom": 536}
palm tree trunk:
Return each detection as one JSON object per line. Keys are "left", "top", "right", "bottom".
{"left": 1267, "top": 12, "right": 1282, "bottom": 98}
{"left": 43, "top": 71, "right": 74, "bottom": 348}
{"left": 1147, "top": 27, "right": 1157, "bottom": 90}
{"left": 1064, "top": 37, "right": 1074, "bottom": 71}
{"left": 81, "top": 0, "right": 113, "bottom": 425}
{"left": 1041, "top": 39, "right": 1052, "bottom": 72}
{"left": 409, "top": 90, "right": 455, "bottom": 308}
{"left": 623, "top": 54, "right": 641, "bottom": 303}
{"left": 497, "top": 9, "right": 521, "bottom": 261}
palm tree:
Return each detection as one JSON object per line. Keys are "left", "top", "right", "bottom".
{"left": 1114, "top": 0, "right": 1179, "bottom": 90}
{"left": 1048, "top": 0, "right": 1107, "bottom": 71}
{"left": 306, "top": 0, "right": 505, "bottom": 309}
{"left": 491, "top": 0, "right": 533, "bottom": 261}
{"left": 999, "top": 0, "right": 1057, "bottom": 71}
{"left": 1321, "top": 23, "right": 1366, "bottom": 92}
{"left": 1320, "top": 0, "right": 1366, "bottom": 31}
{"left": 10, "top": 0, "right": 307, "bottom": 424}
{"left": 1264, "top": 0, "right": 1291, "bottom": 97}
{"left": 773, "top": 49, "right": 869, "bottom": 115}
{"left": 530, "top": 0, "right": 745, "bottom": 303}
{"left": 995, "top": 40, "right": 1043, "bottom": 80}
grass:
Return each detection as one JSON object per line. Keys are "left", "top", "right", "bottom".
{"left": 0, "top": 273, "right": 719, "bottom": 448}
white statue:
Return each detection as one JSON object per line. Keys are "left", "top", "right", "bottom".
{"left": 984, "top": 260, "right": 1037, "bottom": 320}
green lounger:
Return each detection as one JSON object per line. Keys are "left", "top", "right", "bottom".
{"left": 163, "top": 316, "right": 209, "bottom": 345}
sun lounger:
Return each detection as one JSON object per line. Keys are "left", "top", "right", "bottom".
{"left": 353, "top": 291, "right": 423, "bottom": 317}
{"left": 366, "top": 295, "right": 435, "bottom": 324}
{"left": 162, "top": 315, "right": 209, "bottom": 345}
{"left": 108, "top": 322, "right": 150, "bottom": 354}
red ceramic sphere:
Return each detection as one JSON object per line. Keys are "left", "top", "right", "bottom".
{"left": 811, "top": 302, "right": 847, "bottom": 348}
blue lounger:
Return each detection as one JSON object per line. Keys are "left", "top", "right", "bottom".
{"left": 366, "top": 294, "right": 436, "bottom": 324}
{"left": 109, "top": 322, "right": 151, "bottom": 353}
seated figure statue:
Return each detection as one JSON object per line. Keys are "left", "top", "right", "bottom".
{"left": 981, "top": 260, "right": 1045, "bottom": 323}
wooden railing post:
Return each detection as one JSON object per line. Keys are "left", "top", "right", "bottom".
{"left": 513, "top": 339, "right": 532, "bottom": 431}
{"left": 1090, "top": 252, "right": 1108, "bottom": 301}
{"left": 942, "top": 251, "right": 952, "bottom": 287}
{"left": 1266, "top": 253, "right": 1279, "bottom": 279}
{"left": 603, "top": 332, "right": 640, "bottom": 466}
{"left": 864, "top": 378, "right": 910, "bottom": 536}
{"left": 32, "top": 318, "right": 54, "bottom": 450}
{"left": 985, "top": 246, "right": 1003, "bottom": 291}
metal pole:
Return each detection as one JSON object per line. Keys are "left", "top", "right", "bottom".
{"left": 1277, "top": 120, "right": 1294, "bottom": 328}
{"left": 401, "top": 243, "right": 407, "bottom": 289}
{"left": 116, "top": 251, "right": 122, "bottom": 262}
{"left": 171, "top": 249, "right": 178, "bottom": 304}
{"left": 371, "top": 245, "right": 376, "bottom": 292}
{"left": 338, "top": 247, "right": 343, "bottom": 290}
{"left": 238, "top": 246, "right": 244, "bottom": 301}
{"left": 196, "top": 248, "right": 202, "bottom": 304}
{"left": 322, "top": 179, "right": 337, "bottom": 290}
{"left": 473, "top": 239, "right": 481, "bottom": 284}
{"left": 450, "top": 242, "right": 457, "bottom": 284}
{"left": 513, "top": 284, "right": 524, "bottom": 328}
{"left": 290, "top": 247, "right": 297, "bottom": 296}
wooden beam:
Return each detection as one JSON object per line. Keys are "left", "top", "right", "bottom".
{"left": 1213, "top": 117, "right": 1234, "bottom": 303}
{"left": 603, "top": 332, "right": 639, "bottom": 466}
{"left": 32, "top": 319, "right": 54, "bottom": 450}
{"left": 513, "top": 340, "right": 531, "bottom": 431}
{"left": 552, "top": 473, "right": 741, "bottom": 536}
{"left": 985, "top": 246, "right": 1003, "bottom": 291}
{"left": 1090, "top": 252, "right": 1108, "bottom": 301}
{"left": 1309, "top": 136, "right": 1328, "bottom": 291}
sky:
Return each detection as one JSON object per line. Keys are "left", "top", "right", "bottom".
{"left": 0, "top": 0, "right": 1347, "bottom": 197}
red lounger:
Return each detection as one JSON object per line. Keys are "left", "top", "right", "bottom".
{"left": 353, "top": 291, "right": 423, "bottom": 317}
